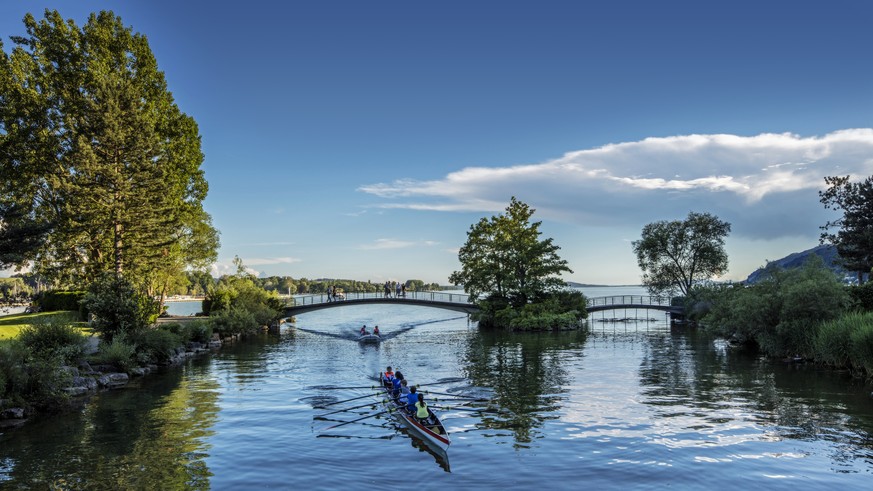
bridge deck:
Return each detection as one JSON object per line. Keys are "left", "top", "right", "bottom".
{"left": 283, "top": 292, "right": 680, "bottom": 316}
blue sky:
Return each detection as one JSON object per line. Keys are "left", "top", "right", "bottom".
{"left": 3, "top": 1, "right": 873, "bottom": 285}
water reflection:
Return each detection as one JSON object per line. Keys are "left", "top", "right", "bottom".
{"left": 636, "top": 329, "right": 873, "bottom": 471}
{"left": 462, "top": 329, "right": 587, "bottom": 446}
{"left": 0, "top": 362, "right": 219, "bottom": 489}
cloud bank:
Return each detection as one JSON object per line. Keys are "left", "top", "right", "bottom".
{"left": 359, "top": 129, "right": 873, "bottom": 239}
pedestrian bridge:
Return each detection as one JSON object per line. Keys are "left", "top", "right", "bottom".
{"left": 283, "top": 292, "right": 680, "bottom": 317}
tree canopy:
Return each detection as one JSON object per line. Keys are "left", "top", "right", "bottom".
{"left": 819, "top": 175, "right": 873, "bottom": 283}
{"left": 0, "top": 10, "right": 218, "bottom": 288}
{"left": 450, "top": 197, "right": 572, "bottom": 308}
{"left": 632, "top": 211, "right": 730, "bottom": 297}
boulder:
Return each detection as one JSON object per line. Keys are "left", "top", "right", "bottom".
{"left": 97, "top": 373, "right": 129, "bottom": 388}
{"left": 1, "top": 407, "right": 26, "bottom": 419}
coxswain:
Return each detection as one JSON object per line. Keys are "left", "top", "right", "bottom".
{"left": 383, "top": 366, "right": 395, "bottom": 386}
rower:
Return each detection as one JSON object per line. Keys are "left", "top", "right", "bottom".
{"left": 406, "top": 386, "right": 418, "bottom": 413}
{"left": 360, "top": 325, "right": 368, "bottom": 335}
{"left": 415, "top": 394, "right": 431, "bottom": 424}
{"left": 373, "top": 325, "right": 380, "bottom": 335}
{"left": 398, "top": 379, "right": 411, "bottom": 404}
{"left": 391, "top": 376, "right": 402, "bottom": 399}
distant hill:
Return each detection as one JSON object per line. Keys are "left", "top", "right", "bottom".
{"left": 744, "top": 244, "right": 851, "bottom": 284}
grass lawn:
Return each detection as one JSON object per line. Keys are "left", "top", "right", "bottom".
{"left": 0, "top": 311, "right": 89, "bottom": 340}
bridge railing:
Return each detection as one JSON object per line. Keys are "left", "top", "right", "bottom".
{"left": 586, "top": 295, "right": 673, "bottom": 308}
{"left": 287, "top": 290, "right": 473, "bottom": 307}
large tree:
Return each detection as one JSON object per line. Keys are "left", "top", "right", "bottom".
{"left": 819, "top": 175, "right": 873, "bottom": 283}
{"left": 450, "top": 197, "right": 572, "bottom": 307}
{"left": 0, "top": 10, "right": 218, "bottom": 288}
{"left": 632, "top": 211, "right": 731, "bottom": 297}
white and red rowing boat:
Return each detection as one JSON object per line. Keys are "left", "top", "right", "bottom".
{"left": 379, "top": 377, "right": 450, "bottom": 454}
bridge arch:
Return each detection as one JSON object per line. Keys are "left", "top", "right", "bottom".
{"left": 283, "top": 292, "right": 680, "bottom": 317}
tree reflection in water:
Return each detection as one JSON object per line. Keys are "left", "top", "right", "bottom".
{"left": 462, "top": 329, "right": 587, "bottom": 447}
{"left": 0, "top": 362, "right": 219, "bottom": 489}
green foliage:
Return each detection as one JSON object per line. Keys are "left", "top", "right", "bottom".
{"left": 160, "top": 320, "right": 212, "bottom": 344}
{"left": 34, "top": 290, "right": 86, "bottom": 315}
{"left": 129, "top": 328, "right": 182, "bottom": 364}
{"left": 203, "top": 264, "right": 283, "bottom": 330}
{"left": 0, "top": 202, "right": 52, "bottom": 269}
{"left": 815, "top": 312, "right": 873, "bottom": 376}
{"left": 847, "top": 282, "right": 873, "bottom": 311}
{"left": 702, "top": 257, "right": 851, "bottom": 357}
{"left": 820, "top": 175, "right": 873, "bottom": 281}
{"left": 95, "top": 336, "right": 137, "bottom": 373}
{"left": 16, "top": 321, "right": 87, "bottom": 365}
{"left": 476, "top": 291, "right": 587, "bottom": 331}
{"left": 82, "top": 275, "right": 159, "bottom": 341}
{"left": 633, "top": 212, "right": 731, "bottom": 296}
{"left": 0, "top": 277, "right": 32, "bottom": 305}
{"left": 0, "top": 10, "right": 218, "bottom": 285}
{"left": 450, "top": 197, "right": 572, "bottom": 308}
{"left": 186, "top": 320, "right": 213, "bottom": 344}
{"left": 848, "top": 319, "right": 873, "bottom": 375}
{"left": 0, "top": 339, "right": 71, "bottom": 410}
{"left": 210, "top": 308, "right": 257, "bottom": 337}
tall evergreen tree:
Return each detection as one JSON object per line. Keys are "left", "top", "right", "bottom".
{"left": 0, "top": 10, "right": 218, "bottom": 287}
{"left": 820, "top": 175, "right": 873, "bottom": 283}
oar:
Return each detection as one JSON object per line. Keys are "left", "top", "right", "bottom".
{"left": 323, "top": 409, "right": 391, "bottom": 430}
{"left": 316, "top": 392, "right": 381, "bottom": 408}
{"left": 430, "top": 396, "right": 489, "bottom": 403}
{"left": 431, "top": 405, "right": 499, "bottom": 413}
{"left": 423, "top": 390, "right": 480, "bottom": 399}
{"left": 314, "top": 401, "right": 378, "bottom": 418}
{"left": 307, "top": 385, "right": 380, "bottom": 390}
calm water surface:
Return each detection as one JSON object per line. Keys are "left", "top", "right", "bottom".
{"left": 1, "top": 288, "right": 872, "bottom": 489}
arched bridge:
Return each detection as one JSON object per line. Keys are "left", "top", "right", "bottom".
{"left": 284, "top": 291, "right": 480, "bottom": 316}
{"left": 283, "top": 292, "right": 680, "bottom": 317}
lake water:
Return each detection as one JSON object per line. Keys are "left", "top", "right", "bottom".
{"left": 1, "top": 287, "right": 872, "bottom": 489}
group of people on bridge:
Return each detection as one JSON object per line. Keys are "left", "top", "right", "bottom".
{"left": 383, "top": 281, "right": 406, "bottom": 298}
{"left": 381, "top": 366, "right": 433, "bottom": 425}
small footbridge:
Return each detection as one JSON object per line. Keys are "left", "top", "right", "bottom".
{"left": 283, "top": 292, "right": 681, "bottom": 317}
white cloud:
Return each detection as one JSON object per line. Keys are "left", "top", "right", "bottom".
{"left": 358, "top": 129, "right": 873, "bottom": 240}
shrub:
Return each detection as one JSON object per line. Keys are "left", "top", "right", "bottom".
{"left": 82, "top": 275, "right": 159, "bottom": 341}
{"left": 848, "top": 315, "right": 873, "bottom": 375}
{"left": 95, "top": 336, "right": 137, "bottom": 373}
{"left": 0, "top": 340, "right": 70, "bottom": 410}
{"left": 34, "top": 290, "right": 86, "bottom": 314}
{"left": 847, "top": 282, "right": 873, "bottom": 312}
{"left": 187, "top": 320, "right": 213, "bottom": 343}
{"left": 129, "top": 328, "right": 181, "bottom": 364}
{"left": 160, "top": 323, "right": 191, "bottom": 343}
{"left": 702, "top": 257, "right": 850, "bottom": 357}
{"left": 211, "top": 308, "right": 256, "bottom": 337}
{"left": 814, "top": 316, "right": 854, "bottom": 368}
{"left": 16, "top": 321, "right": 87, "bottom": 364}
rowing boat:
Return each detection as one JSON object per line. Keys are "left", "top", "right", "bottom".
{"left": 379, "top": 376, "right": 450, "bottom": 453}
{"left": 358, "top": 334, "right": 381, "bottom": 343}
